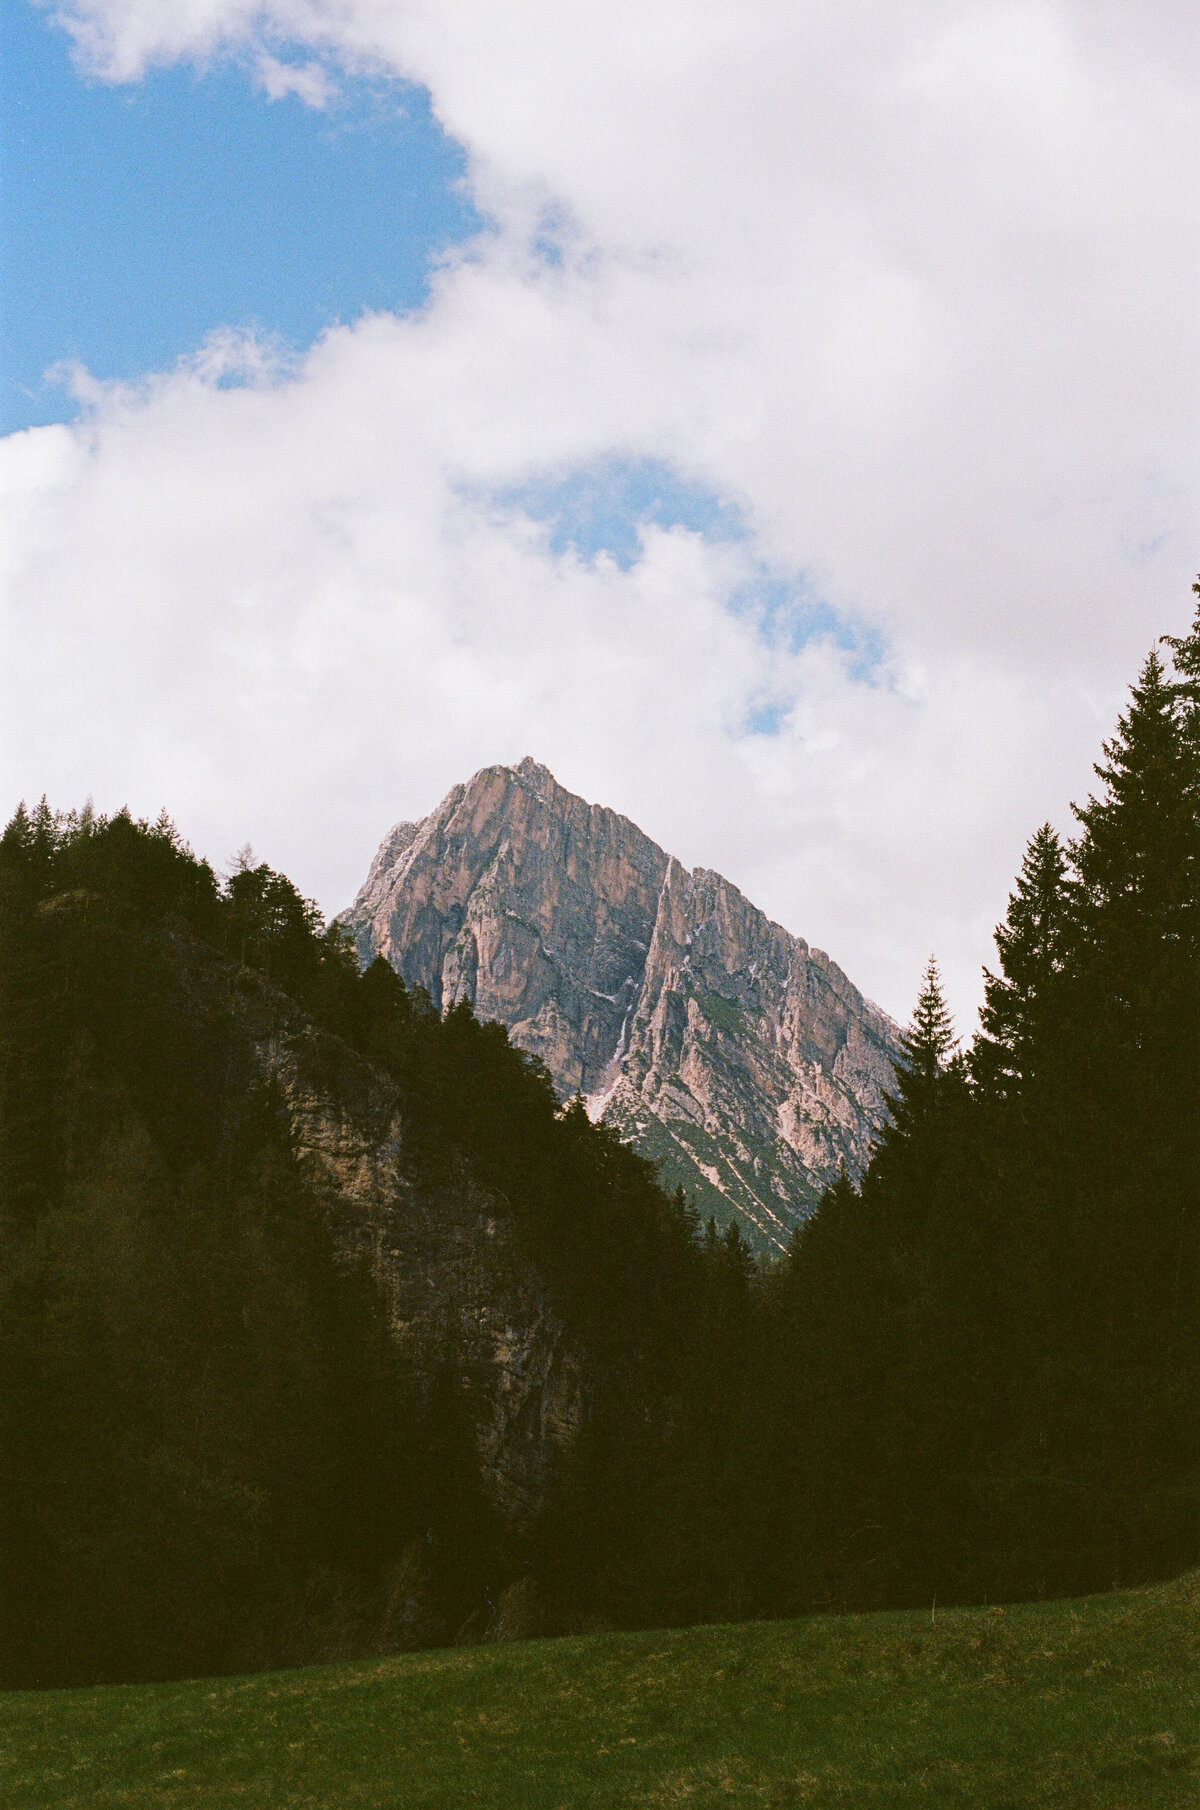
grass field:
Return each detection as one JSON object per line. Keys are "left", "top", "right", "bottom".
{"left": 3, "top": 1570, "right": 1197, "bottom": 1808}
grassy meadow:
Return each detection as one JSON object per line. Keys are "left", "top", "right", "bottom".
{"left": 3, "top": 1570, "right": 1197, "bottom": 1809}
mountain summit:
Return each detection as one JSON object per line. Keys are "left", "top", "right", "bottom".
{"left": 343, "top": 759, "right": 900, "bottom": 1249}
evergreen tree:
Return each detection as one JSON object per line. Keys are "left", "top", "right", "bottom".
{"left": 973, "top": 825, "right": 1070, "bottom": 1099}
{"left": 867, "top": 956, "right": 965, "bottom": 1223}
{"left": 1071, "top": 650, "right": 1200, "bottom": 985}
{"left": 1054, "top": 647, "right": 1200, "bottom": 1582}
{"left": 890, "top": 957, "right": 957, "bottom": 1109}
{"left": 1161, "top": 575, "right": 1200, "bottom": 713}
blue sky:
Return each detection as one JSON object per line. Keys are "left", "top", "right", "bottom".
{"left": 493, "top": 455, "right": 886, "bottom": 696}
{"left": 495, "top": 458, "right": 745, "bottom": 571}
{"left": 0, "top": 1, "right": 481, "bottom": 433}
{"left": 2, "top": 3, "right": 873, "bottom": 680}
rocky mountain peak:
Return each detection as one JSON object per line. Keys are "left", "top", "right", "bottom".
{"left": 343, "top": 763, "right": 900, "bottom": 1251}
{"left": 512, "top": 754, "right": 555, "bottom": 789}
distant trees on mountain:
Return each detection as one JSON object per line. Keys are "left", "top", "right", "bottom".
{"left": 1, "top": 587, "right": 1197, "bottom": 1687}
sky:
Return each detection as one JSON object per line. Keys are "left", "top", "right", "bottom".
{"left": 1, "top": 1, "right": 1197, "bottom": 1030}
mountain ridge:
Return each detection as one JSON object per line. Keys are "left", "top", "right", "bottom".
{"left": 343, "top": 759, "right": 901, "bottom": 1249}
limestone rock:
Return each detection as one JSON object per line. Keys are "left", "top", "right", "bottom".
{"left": 343, "top": 760, "right": 902, "bottom": 1252}
{"left": 177, "top": 934, "right": 584, "bottom": 1528}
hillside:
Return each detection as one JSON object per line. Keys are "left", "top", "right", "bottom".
{"left": 4, "top": 1571, "right": 1197, "bottom": 1809}
{"left": 343, "top": 758, "right": 900, "bottom": 1250}
{"left": 0, "top": 800, "right": 777, "bottom": 1687}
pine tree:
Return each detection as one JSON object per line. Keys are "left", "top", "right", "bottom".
{"left": 901, "top": 956, "right": 956, "bottom": 1081}
{"left": 1161, "top": 576, "right": 1200, "bottom": 711}
{"left": 873, "top": 957, "right": 961, "bottom": 1180}
{"left": 1046, "top": 645, "right": 1200, "bottom": 1585}
{"left": 973, "top": 825, "right": 1070, "bottom": 1099}
{"left": 1071, "top": 649, "right": 1199, "bottom": 979}
{"left": 1061, "top": 648, "right": 1200, "bottom": 1218}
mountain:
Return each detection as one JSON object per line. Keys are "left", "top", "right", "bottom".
{"left": 342, "top": 759, "right": 901, "bottom": 1250}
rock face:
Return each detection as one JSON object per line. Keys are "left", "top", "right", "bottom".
{"left": 180, "top": 935, "right": 585, "bottom": 1529}
{"left": 343, "top": 759, "right": 902, "bottom": 1252}
{"left": 260, "top": 1019, "right": 584, "bottom": 1529}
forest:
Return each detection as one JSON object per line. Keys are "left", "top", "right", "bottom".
{"left": 1, "top": 589, "right": 1197, "bottom": 1689}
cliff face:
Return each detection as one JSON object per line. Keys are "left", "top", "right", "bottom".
{"left": 184, "top": 938, "right": 584, "bottom": 1529}
{"left": 343, "top": 759, "right": 901, "bottom": 1251}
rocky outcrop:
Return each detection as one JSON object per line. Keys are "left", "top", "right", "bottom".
{"left": 343, "top": 760, "right": 902, "bottom": 1252}
{"left": 179, "top": 937, "right": 584, "bottom": 1528}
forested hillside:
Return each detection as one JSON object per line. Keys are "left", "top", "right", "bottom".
{"left": 2, "top": 588, "right": 1197, "bottom": 1691}
{"left": 0, "top": 804, "right": 745, "bottom": 1686}
{"left": 761, "top": 592, "right": 1200, "bottom": 1611}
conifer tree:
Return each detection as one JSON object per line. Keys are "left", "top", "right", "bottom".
{"left": 1061, "top": 647, "right": 1200, "bottom": 1249}
{"left": 869, "top": 957, "right": 962, "bottom": 1201}
{"left": 1035, "top": 644, "right": 1200, "bottom": 1585}
{"left": 1071, "top": 649, "right": 1199, "bottom": 975}
{"left": 899, "top": 956, "right": 956, "bottom": 1086}
{"left": 1161, "top": 576, "right": 1200, "bottom": 713}
{"left": 973, "top": 825, "right": 1069, "bottom": 1098}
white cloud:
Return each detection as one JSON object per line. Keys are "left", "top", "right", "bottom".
{"left": 9, "top": 1, "right": 1200, "bottom": 1027}
{"left": 254, "top": 52, "right": 335, "bottom": 107}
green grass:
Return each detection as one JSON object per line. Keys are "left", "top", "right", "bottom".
{"left": 3, "top": 1571, "right": 1198, "bottom": 1808}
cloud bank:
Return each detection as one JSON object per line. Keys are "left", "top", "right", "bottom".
{"left": 5, "top": 0, "right": 1198, "bottom": 1024}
